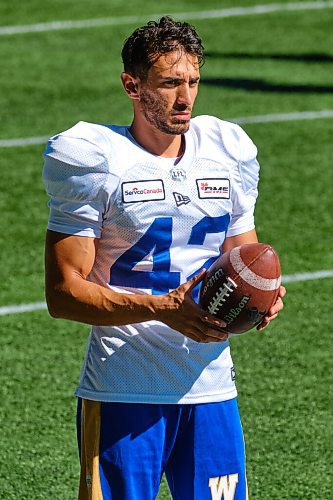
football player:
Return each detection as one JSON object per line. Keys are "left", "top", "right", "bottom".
{"left": 43, "top": 16, "right": 285, "bottom": 500}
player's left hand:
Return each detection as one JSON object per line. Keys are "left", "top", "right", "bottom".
{"left": 257, "top": 285, "right": 286, "bottom": 331}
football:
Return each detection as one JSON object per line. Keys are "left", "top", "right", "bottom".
{"left": 199, "top": 243, "right": 281, "bottom": 335}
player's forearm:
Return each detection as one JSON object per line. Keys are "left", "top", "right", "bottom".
{"left": 46, "top": 269, "right": 229, "bottom": 343}
{"left": 46, "top": 276, "right": 169, "bottom": 326}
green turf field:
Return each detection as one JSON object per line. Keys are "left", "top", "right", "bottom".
{"left": 1, "top": 1, "right": 332, "bottom": 498}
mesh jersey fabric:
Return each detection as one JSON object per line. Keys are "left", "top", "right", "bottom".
{"left": 42, "top": 115, "right": 260, "bottom": 404}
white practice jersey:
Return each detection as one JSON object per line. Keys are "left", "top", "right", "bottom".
{"left": 43, "top": 115, "right": 260, "bottom": 404}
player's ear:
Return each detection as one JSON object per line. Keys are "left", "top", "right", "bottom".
{"left": 121, "top": 72, "right": 140, "bottom": 100}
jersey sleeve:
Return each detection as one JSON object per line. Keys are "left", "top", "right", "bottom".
{"left": 42, "top": 123, "right": 117, "bottom": 238}
{"left": 225, "top": 124, "right": 260, "bottom": 237}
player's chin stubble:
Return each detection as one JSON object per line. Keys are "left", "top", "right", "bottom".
{"left": 140, "top": 88, "right": 190, "bottom": 135}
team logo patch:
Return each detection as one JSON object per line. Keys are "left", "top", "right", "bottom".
{"left": 209, "top": 473, "right": 239, "bottom": 499}
{"left": 170, "top": 167, "right": 186, "bottom": 181}
{"left": 173, "top": 192, "right": 191, "bottom": 206}
{"left": 196, "top": 178, "right": 230, "bottom": 199}
{"left": 122, "top": 179, "right": 165, "bottom": 203}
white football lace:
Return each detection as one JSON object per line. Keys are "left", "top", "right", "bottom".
{"left": 208, "top": 277, "right": 237, "bottom": 315}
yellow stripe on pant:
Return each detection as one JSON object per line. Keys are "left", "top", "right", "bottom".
{"left": 78, "top": 399, "right": 103, "bottom": 500}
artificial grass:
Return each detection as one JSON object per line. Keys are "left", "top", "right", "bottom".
{"left": 1, "top": 6, "right": 333, "bottom": 138}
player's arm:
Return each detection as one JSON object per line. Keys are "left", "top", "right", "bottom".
{"left": 45, "top": 230, "right": 228, "bottom": 343}
{"left": 222, "top": 124, "right": 285, "bottom": 330}
{"left": 45, "top": 229, "right": 157, "bottom": 325}
{"left": 221, "top": 228, "right": 258, "bottom": 252}
{"left": 222, "top": 229, "right": 285, "bottom": 330}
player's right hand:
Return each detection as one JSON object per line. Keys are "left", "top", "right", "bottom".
{"left": 156, "top": 270, "right": 228, "bottom": 343}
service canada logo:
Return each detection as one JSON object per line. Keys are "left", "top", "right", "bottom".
{"left": 196, "top": 178, "right": 230, "bottom": 199}
{"left": 122, "top": 179, "right": 165, "bottom": 203}
{"left": 125, "top": 186, "right": 163, "bottom": 196}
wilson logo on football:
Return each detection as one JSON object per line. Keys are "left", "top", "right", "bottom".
{"left": 196, "top": 178, "right": 230, "bottom": 199}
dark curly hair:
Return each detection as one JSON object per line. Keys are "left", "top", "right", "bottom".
{"left": 121, "top": 16, "right": 204, "bottom": 80}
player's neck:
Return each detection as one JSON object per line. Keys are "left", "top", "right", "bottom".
{"left": 129, "top": 118, "right": 183, "bottom": 158}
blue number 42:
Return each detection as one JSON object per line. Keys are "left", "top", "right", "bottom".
{"left": 110, "top": 214, "right": 230, "bottom": 296}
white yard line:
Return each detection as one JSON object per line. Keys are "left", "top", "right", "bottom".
{"left": 0, "top": 136, "right": 50, "bottom": 148}
{"left": 1, "top": 109, "right": 333, "bottom": 149}
{"left": 1, "top": 2, "right": 333, "bottom": 36}
{"left": 0, "top": 301, "right": 48, "bottom": 315}
{"left": 282, "top": 269, "right": 333, "bottom": 283}
{"left": 232, "top": 109, "right": 333, "bottom": 125}
{"left": 0, "top": 270, "right": 332, "bottom": 316}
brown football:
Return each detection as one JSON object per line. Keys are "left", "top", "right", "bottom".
{"left": 199, "top": 243, "right": 281, "bottom": 335}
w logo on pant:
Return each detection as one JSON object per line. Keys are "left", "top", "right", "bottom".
{"left": 208, "top": 473, "right": 238, "bottom": 500}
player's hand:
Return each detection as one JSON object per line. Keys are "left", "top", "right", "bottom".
{"left": 257, "top": 285, "right": 286, "bottom": 331}
{"left": 157, "top": 270, "right": 228, "bottom": 343}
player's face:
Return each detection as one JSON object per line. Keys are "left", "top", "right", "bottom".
{"left": 138, "top": 51, "right": 200, "bottom": 135}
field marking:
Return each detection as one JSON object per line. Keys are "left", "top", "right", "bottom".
{"left": 231, "top": 109, "right": 333, "bottom": 125}
{"left": 282, "top": 269, "right": 333, "bottom": 283}
{"left": 1, "top": 2, "right": 333, "bottom": 36}
{"left": 0, "top": 135, "right": 50, "bottom": 148}
{"left": 0, "top": 270, "right": 332, "bottom": 316}
{"left": 1, "top": 109, "right": 333, "bottom": 149}
{"left": 0, "top": 302, "right": 48, "bottom": 315}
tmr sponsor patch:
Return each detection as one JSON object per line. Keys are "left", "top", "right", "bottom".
{"left": 122, "top": 179, "right": 165, "bottom": 203}
{"left": 196, "top": 178, "right": 230, "bottom": 199}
